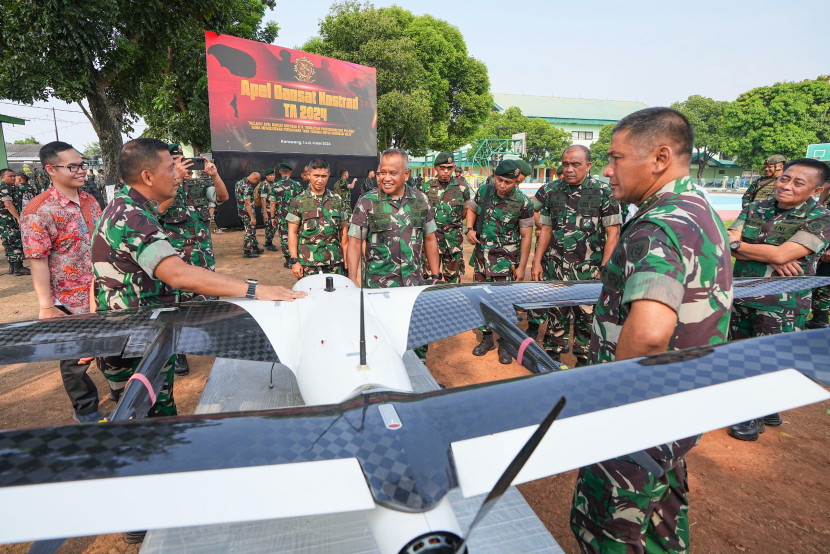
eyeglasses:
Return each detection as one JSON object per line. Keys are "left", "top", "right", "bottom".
{"left": 50, "top": 163, "right": 89, "bottom": 173}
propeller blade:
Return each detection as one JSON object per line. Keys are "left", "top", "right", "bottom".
{"left": 455, "top": 396, "right": 567, "bottom": 553}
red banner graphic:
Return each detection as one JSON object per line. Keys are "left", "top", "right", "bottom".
{"left": 206, "top": 31, "right": 377, "bottom": 156}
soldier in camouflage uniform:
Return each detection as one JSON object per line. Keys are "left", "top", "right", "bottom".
{"left": 260, "top": 169, "right": 278, "bottom": 251}
{"left": 362, "top": 170, "right": 377, "bottom": 194}
{"left": 726, "top": 158, "right": 830, "bottom": 440}
{"left": 0, "top": 168, "right": 28, "bottom": 275}
{"left": 805, "top": 178, "right": 830, "bottom": 328}
{"left": 741, "top": 154, "right": 786, "bottom": 209}
{"left": 235, "top": 171, "right": 262, "bottom": 258}
{"left": 465, "top": 159, "right": 534, "bottom": 364}
{"left": 14, "top": 172, "right": 37, "bottom": 212}
{"left": 269, "top": 162, "right": 303, "bottom": 267}
{"left": 333, "top": 169, "right": 356, "bottom": 215}
{"left": 347, "top": 148, "right": 440, "bottom": 289}
{"left": 571, "top": 108, "right": 733, "bottom": 554}
{"left": 287, "top": 159, "right": 348, "bottom": 278}
{"left": 453, "top": 167, "right": 469, "bottom": 190}
{"left": 530, "top": 146, "right": 622, "bottom": 366}
{"left": 33, "top": 167, "right": 51, "bottom": 193}
{"left": 93, "top": 140, "right": 304, "bottom": 432}
{"left": 421, "top": 152, "right": 470, "bottom": 283}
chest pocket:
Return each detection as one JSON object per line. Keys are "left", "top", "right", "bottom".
{"left": 548, "top": 192, "right": 568, "bottom": 216}
{"left": 369, "top": 199, "right": 393, "bottom": 233}
{"left": 409, "top": 196, "right": 428, "bottom": 229}
{"left": 577, "top": 190, "right": 602, "bottom": 217}
{"left": 302, "top": 209, "right": 322, "bottom": 231}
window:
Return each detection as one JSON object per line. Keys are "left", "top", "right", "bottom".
{"left": 571, "top": 131, "right": 594, "bottom": 141}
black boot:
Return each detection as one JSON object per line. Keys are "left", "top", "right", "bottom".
{"left": 806, "top": 311, "right": 830, "bottom": 329}
{"left": 472, "top": 331, "right": 496, "bottom": 356}
{"left": 525, "top": 321, "right": 540, "bottom": 340}
{"left": 727, "top": 419, "right": 766, "bottom": 441}
{"left": 498, "top": 345, "right": 512, "bottom": 365}
{"left": 174, "top": 354, "right": 190, "bottom": 376}
{"left": 763, "top": 413, "right": 783, "bottom": 426}
{"left": 12, "top": 261, "right": 30, "bottom": 275}
{"left": 123, "top": 530, "right": 147, "bottom": 544}
{"left": 243, "top": 250, "right": 259, "bottom": 258}
{"left": 7, "top": 262, "right": 14, "bottom": 275}
{"left": 265, "top": 243, "right": 278, "bottom": 251}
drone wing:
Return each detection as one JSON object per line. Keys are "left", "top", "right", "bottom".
{"left": 1, "top": 328, "right": 828, "bottom": 543}
{"left": 0, "top": 301, "right": 280, "bottom": 365}
{"left": 367, "top": 276, "right": 830, "bottom": 352}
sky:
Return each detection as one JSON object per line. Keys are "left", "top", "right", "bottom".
{"left": 3, "top": 0, "right": 828, "bottom": 150}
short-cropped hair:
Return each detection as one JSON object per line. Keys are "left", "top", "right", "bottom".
{"left": 39, "top": 141, "right": 76, "bottom": 167}
{"left": 119, "top": 138, "right": 169, "bottom": 184}
{"left": 309, "top": 159, "right": 330, "bottom": 172}
{"left": 380, "top": 148, "right": 409, "bottom": 170}
{"left": 783, "top": 158, "right": 830, "bottom": 188}
{"left": 614, "top": 107, "right": 694, "bottom": 161}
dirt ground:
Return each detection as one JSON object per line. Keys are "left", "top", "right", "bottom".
{"left": 1, "top": 227, "right": 828, "bottom": 553}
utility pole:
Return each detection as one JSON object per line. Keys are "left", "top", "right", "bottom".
{"left": 52, "top": 108, "right": 59, "bottom": 140}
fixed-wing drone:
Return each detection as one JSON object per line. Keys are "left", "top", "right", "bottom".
{"left": 1, "top": 274, "right": 829, "bottom": 553}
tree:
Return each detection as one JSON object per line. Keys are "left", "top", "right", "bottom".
{"left": 671, "top": 95, "right": 728, "bottom": 180}
{"left": 12, "top": 137, "right": 39, "bottom": 145}
{"left": 302, "top": 2, "right": 491, "bottom": 155}
{"left": 722, "top": 77, "right": 830, "bottom": 168}
{"left": 0, "top": 1, "right": 277, "bottom": 185}
{"left": 589, "top": 123, "right": 614, "bottom": 173}
{"left": 474, "top": 107, "right": 571, "bottom": 169}
{"left": 83, "top": 141, "right": 101, "bottom": 157}
{"left": 138, "top": 3, "right": 279, "bottom": 154}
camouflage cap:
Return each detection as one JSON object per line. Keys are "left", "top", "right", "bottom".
{"left": 516, "top": 159, "right": 533, "bottom": 176}
{"left": 764, "top": 154, "right": 787, "bottom": 165}
{"left": 434, "top": 152, "right": 455, "bottom": 166}
{"left": 263, "top": 168, "right": 275, "bottom": 177}
{"left": 279, "top": 161, "right": 293, "bottom": 171}
{"left": 494, "top": 159, "right": 522, "bottom": 178}
{"left": 167, "top": 143, "right": 183, "bottom": 156}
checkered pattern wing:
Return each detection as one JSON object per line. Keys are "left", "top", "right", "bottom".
{"left": 0, "top": 302, "right": 279, "bottom": 364}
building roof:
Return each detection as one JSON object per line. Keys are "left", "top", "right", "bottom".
{"left": 4, "top": 143, "right": 41, "bottom": 159}
{"left": 492, "top": 93, "right": 649, "bottom": 125}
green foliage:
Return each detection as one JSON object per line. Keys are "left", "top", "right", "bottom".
{"left": 12, "top": 137, "right": 39, "bottom": 145}
{"left": 83, "top": 141, "right": 101, "bottom": 157}
{"left": 723, "top": 77, "right": 830, "bottom": 168}
{"left": 138, "top": 1, "right": 279, "bottom": 153}
{"left": 303, "top": 2, "right": 491, "bottom": 155}
{"left": 474, "top": 107, "right": 571, "bottom": 168}
{"left": 671, "top": 95, "right": 728, "bottom": 179}
{"left": 0, "top": 0, "right": 277, "bottom": 183}
{"left": 589, "top": 123, "right": 614, "bottom": 172}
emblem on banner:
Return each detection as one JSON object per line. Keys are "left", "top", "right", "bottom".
{"left": 294, "top": 56, "right": 316, "bottom": 83}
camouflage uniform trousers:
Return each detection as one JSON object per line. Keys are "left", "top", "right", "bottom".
{"left": 239, "top": 213, "right": 259, "bottom": 253}
{"left": 546, "top": 304, "right": 593, "bottom": 366}
{"left": 729, "top": 303, "right": 800, "bottom": 340}
{"left": 99, "top": 355, "right": 178, "bottom": 417}
{"left": 809, "top": 261, "right": 830, "bottom": 317}
{"left": 0, "top": 215, "right": 23, "bottom": 263}
{"left": 265, "top": 213, "right": 277, "bottom": 245}
{"left": 298, "top": 262, "right": 346, "bottom": 278}
{"left": 423, "top": 226, "right": 464, "bottom": 283}
{"left": 279, "top": 215, "right": 291, "bottom": 258}
{"left": 570, "top": 453, "right": 692, "bottom": 553}
{"left": 526, "top": 256, "right": 573, "bottom": 353}
{"left": 474, "top": 272, "right": 510, "bottom": 332}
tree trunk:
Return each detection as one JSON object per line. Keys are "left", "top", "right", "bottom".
{"left": 85, "top": 81, "right": 124, "bottom": 189}
{"left": 696, "top": 149, "right": 707, "bottom": 182}
{"left": 192, "top": 143, "right": 203, "bottom": 156}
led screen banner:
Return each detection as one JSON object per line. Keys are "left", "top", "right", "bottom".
{"left": 205, "top": 31, "right": 377, "bottom": 156}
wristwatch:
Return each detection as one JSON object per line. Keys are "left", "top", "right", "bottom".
{"left": 289, "top": 257, "right": 299, "bottom": 265}
{"left": 464, "top": 227, "right": 474, "bottom": 234}
{"left": 730, "top": 240, "right": 741, "bottom": 251}
{"left": 245, "top": 279, "right": 258, "bottom": 299}
{"left": 429, "top": 274, "right": 444, "bottom": 280}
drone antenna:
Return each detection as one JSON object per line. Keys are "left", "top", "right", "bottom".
{"left": 357, "top": 236, "right": 369, "bottom": 371}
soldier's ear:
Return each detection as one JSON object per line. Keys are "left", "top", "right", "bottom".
{"left": 652, "top": 145, "right": 672, "bottom": 174}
